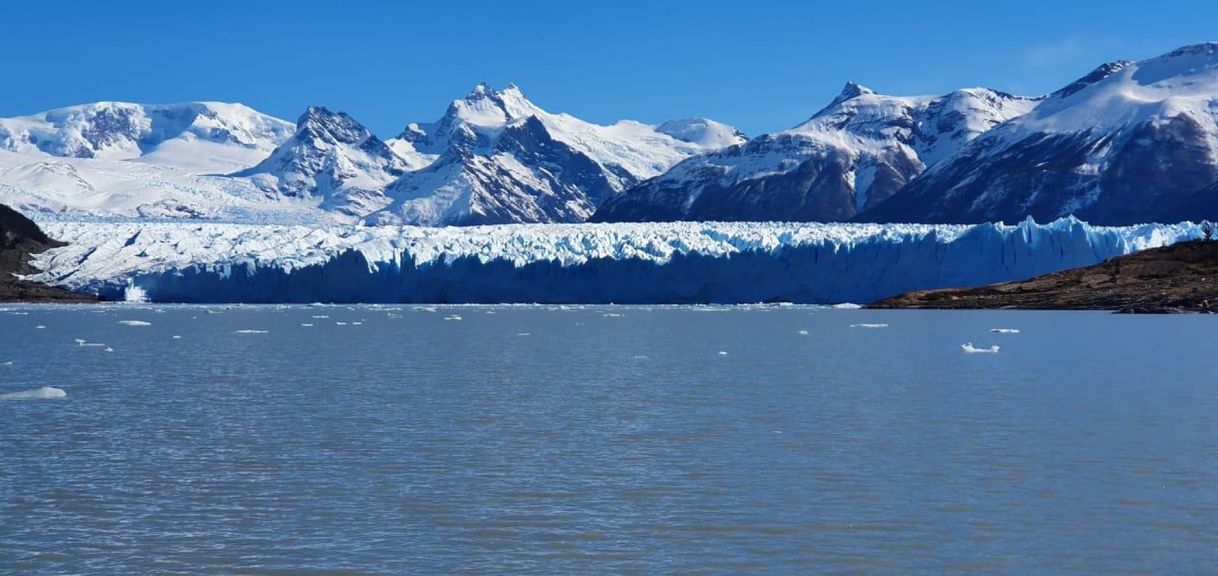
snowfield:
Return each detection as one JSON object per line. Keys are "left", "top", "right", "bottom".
{"left": 27, "top": 217, "right": 1200, "bottom": 304}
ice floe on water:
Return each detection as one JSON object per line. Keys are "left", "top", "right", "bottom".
{"left": 300, "top": 323, "right": 313, "bottom": 327}
{"left": 516, "top": 332, "right": 531, "bottom": 336}
{"left": 990, "top": 328, "right": 1021, "bottom": 334}
{"left": 444, "top": 315, "right": 462, "bottom": 321}
{"left": 850, "top": 323, "right": 889, "bottom": 328}
{"left": 172, "top": 335, "right": 182, "bottom": 339}
{"left": 1, "top": 387, "right": 67, "bottom": 400}
{"left": 233, "top": 329, "right": 269, "bottom": 334}
{"left": 35, "top": 325, "right": 46, "bottom": 329}
{"left": 118, "top": 320, "right": 152, "bottom": 326}
{"left": 962, "top": 343, "right": 1000, "bottom": 354}
{"left": 834, "top": 303, "right": 863, "bottom": 310}
{"left": 797, "top": 330, "right": 809, "bottom": 335}
{"left": 718, "top": 351, "right": 728, "bottom": 356}
{"left": 2, "top": 361, "right": 12, "bottom": 366}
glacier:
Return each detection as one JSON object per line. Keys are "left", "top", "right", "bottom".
{"left": 26, "top": 217, "right": 1201, "bottom": 304}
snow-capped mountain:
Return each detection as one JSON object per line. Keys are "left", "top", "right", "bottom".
{"left": 234, "top": 107, "right": 410, "bottom": 219}
{"left": 593, "top": 83, "right": 1039, "bottom": 222}
{"left": 865, "top": 43, "right": 1218, "bottom": 225}
{"left": 0, "top": 101, "right": 293, "bottom": 172}
{"left": 367, "top": 84, "right": 747, "bottom": 225}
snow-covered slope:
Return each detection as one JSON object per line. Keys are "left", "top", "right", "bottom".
{"left": 594, "top": 84, "right": 1039, "bottom": 223}
{"left": 867, "top": 43, "right": 1218, "bottom": 225}
{"left": 0, "top": 101, "right": 293, "bottom": 172}
{"left": 27, "top": 216, "right": 1198, "bottom": 304}
{"left": 370, "top": 84, "right": 747, "bottom": 225}
{"left": 233, "top": 107, "right": 410, "bottom": 220}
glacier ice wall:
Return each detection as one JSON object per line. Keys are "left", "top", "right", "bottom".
{"left": 28, "top": 217, "right": 1201, "bottom": 304}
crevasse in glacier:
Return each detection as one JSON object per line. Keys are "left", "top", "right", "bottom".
{"left": 26, "top": 217, "right": 1201, "bottom": 304}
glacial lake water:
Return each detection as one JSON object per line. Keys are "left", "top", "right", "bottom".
{"left": 1, "top": 304, "right": 1216, "bottom": 573}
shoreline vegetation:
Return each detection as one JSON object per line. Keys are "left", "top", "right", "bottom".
{"left": 870, "top": 239, "right": 1218, "bottom": 314}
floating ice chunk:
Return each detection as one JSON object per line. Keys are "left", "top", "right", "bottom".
{"left": 300, "top": 323, "right": 314, "bottom": 327}
{"left": 797, "top": 330, "right": 809, "bottom": 335}
{"left": 351, "top": 321, "right": 363, "bottom": 325}
{"left": 233, "top": 329, "right": 269, "bottom": 334}
{"left": 118, "top": 320, "right": 152, "bottom": 327}
{"left": 172, "top": 335, "right": 182, "bottom": 339}
{"left": 0, "top": 387, "right": 67, "bottom": 400}
{"left": 990, "top": 328, "right": 1021, "bottom": 334}
{"left": 444, "top": 315, "right": 462, "bottom": 321}
{"left": 516, "top": 332, "right": 531, "bottom": 336}
{"left": 603, "top": 313, "right": 623, "bottom": 318}
{"left": 850, "top": 323, "right": 889, "bottom": 328}
{"left": 833, "top": 303, "right": 863, "bottom": 310}
{"left": 336, "top": 321, "right": 348, "bottom": 326}
{"left": 312, "top": 315, "right": 330, "bottom": 319}
{"left": 718, "top": 351, "right": 728, "bottom": 356}
{"left": 2, "top": 361, "right": 12, "bottom": 366}
{"left": 105, "top": 347, "right": 114, "bottom": 353}
{"left": 962, "top": 343, "right": 1000, "bottom": 354}
{"left": 35, "top": 325, "right": 46, "bottom": 329}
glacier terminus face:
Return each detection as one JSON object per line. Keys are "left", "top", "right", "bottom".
{"left": 26, "top": 217, "right": 1201, "bottom": 304}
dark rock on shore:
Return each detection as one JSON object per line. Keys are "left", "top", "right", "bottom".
{"left": 869, "top": 240, "right": 1218, "bottom": 313}
{"left": 0, "top": 205, "right": 97, "bottom": 302}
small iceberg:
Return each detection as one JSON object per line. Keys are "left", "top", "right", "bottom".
{"left": 850, "top": 323, "right": 889, "bottom": 328}
{"left": 444, "top": 315, "right": 462, "bottom": 321}
{"left": 117, "top": 320, "right": 151, "bottom": 327}
{"left": 718, "top": 351, "right": 728, "bottom": 356}
{"left": 233, "top": 329, "right": 269, "bottom": 334}
{"left": 990, "top": 328, "right": 1021, "bottom": 334}
{"left": 1, "top": 387, "right": 67, "bottom": 400}
{"left": 516, "top": 332, "right": 531, "bottom": 336}
{"left": 797, "top": 330, "right": 809, "bottom": 335}
{"left": 300, "top": 323, "right": 314, "bottom": 327}
{"left": 962, "top": 343, "right": 1000, "bottom": 354}
{"left": 35, "top": 325, "right": 46, "bottom": 329}
{"left": 833, "top": 303, "right": 863, "bottom": 310}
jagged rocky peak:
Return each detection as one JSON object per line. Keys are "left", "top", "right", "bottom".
{"left": 294, "top": 106, "right": 376, "bottom": 145}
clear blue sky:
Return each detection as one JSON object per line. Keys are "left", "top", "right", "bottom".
{"left": 3, "top": 0, "right": 1215, "bottom": 137}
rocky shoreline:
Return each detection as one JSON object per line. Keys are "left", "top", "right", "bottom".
{"left": 870, "top": 239, "right": 1218, "bottom": 313}
{"left": 0, "top": 204, "right": 97, "bottom": 303}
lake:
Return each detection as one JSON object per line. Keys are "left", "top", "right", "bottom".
{"left": 2, "top": 304, "right": 1216, "bottom": 573}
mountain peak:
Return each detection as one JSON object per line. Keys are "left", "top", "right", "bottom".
{"left": 1160, "top": 42, "right": 1218, "bottom": 59}
{"left": 838, "top": 81, "right": 876, "bottom": 100}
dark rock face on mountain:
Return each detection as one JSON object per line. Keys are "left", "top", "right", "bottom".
{"left": 234, "top": 107, "right": 409, "bottom": 218}
{"left": 367, "top": 84, "right": 744, "bottom": 226}
{"left": 0, "top": 205, "right": 95, "bottom": 302}
{"left": 593, "top": 84, "right": 1038, "bottom": 223}
{"left": 870, "top": 238, "right": 1218, "bottom": 313}
{"left": 865, "top": 44, "right": 1218, "bottom": 225}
